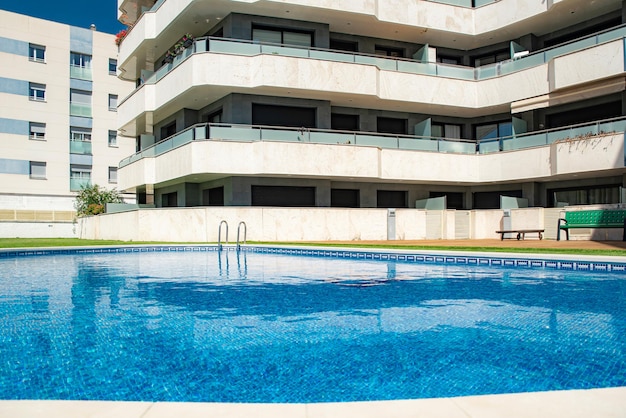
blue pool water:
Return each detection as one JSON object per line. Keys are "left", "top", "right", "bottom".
{"left": 1, "top": 248, "right": 625, "bottom": 403}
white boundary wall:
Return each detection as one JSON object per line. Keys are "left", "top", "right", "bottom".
{"left": 74, "top": 206, "right": 624, "bottom": 242}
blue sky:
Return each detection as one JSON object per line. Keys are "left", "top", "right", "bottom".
{"left": 0, "top": 0, "right": 125, "bottom": 34}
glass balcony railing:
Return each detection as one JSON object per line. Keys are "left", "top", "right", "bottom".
{"left": 70, "top": 140, "right": 92, "bottom": 155}
{"left": 70, "top": 65, "right": 92, "bottom": 81}
{"left": 70, "top": 177, "right": 91, "bottom": 191}
{"left": 138, "top": 24, "right": 626, "bottom": 90}
{"left": 118, "top": 117, "right": 626, "bottom": 168}
{"left": 70, "top": 103, "right": 92, "bottom": 117}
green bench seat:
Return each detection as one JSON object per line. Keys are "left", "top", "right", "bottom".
{"left": 557, "top": 209, "right": 626, "bottom": 241}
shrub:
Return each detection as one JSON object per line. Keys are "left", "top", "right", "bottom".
{"left": 75, "top": 184, "right": 122, "bottom": 217}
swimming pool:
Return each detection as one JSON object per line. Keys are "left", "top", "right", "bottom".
{"left": 1, "top": 245, "right": 625, "bottom": 403}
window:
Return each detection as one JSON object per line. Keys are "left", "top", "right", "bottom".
{"left": 251, "top": 186, "right": 315, "bottom": 207}
{"left": 331, "top": 189, "right": 360, "bottom": 208}
{"left": 70, "top": 52, "right": 92, "bottom": 80}
{"left": 29, "top": 122, "right": 46, "bottom": 140}
{"left": 160, "top": 122, "right": 176, "bottom": 139}
{"left": 29, "top": 44, "right": 45, "bottom": 62}
{"left": 162, "top": 192, "right": 178, "bottom": 207}
{"left": 432, "top": 123, "right": 462, "bottom": 139}
{"left": 70, "top": 89, "right": 92, "bottom": 117}
{"left": 29, "top": 161, "right": 46, "bottom": 179}
{"left": 377, "top": 117, "right": 407, "bottom": 135}
{"left": 108, "top": 167, "right": 118, "bottom": 184}
{"left": 330, "top": 39, "right": 358, "bottom": 52}
{"left": 108, "top": 94, "right": 118, "bottom": 111}
{"left": 474, "top": 121, "right": 512, "bottom": 141}
{"left": 252, "top": 104, "right": 316, "bottom": 128}
{"left": 70, "top": 165, "right": 92, "bottom": 191}
{"left": 331, "top": 114, "right": 359, "bottom": 131}
{"left": 437, "top": 55, "right": 460, "bottom": 65}
{"left": 108, "top": 130, "right": 117, "bottom": 147}
{"left": 29, "top": 83, "right": 46, "bottom": 101}
{"left": 377, "top": 190, "right": 407, "bottom": 208}
{"left": 472, "top": 49, "right": 509, "bottom": 67}
{"left": 70, "top": 127, "right": 92, "bottom": 142}
{"left": 202, "top": 187, "right": 224, "bottom": 206}
{"left": 109, "top": 59, "right": 117, "bottom": 75}
{"left": 374, "top": 45, "right": 404, "bottom": 58}
{"left": 205, "top": 110, "right": 222, "bottom": 124}
{"left": 549, "top": 185, "right": 621, "bottom": 207}
{"left": 252, "top": 26, "right": 313, "bottom": 47}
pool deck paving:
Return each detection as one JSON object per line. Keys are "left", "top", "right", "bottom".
{"left": 2, "top": 387, "right": 626, "bottom": 418}
{"left": 2, "top": 239, "right": 625, "bottom": 417}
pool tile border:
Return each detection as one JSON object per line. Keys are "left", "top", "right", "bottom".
{"left": 1, "top": 244, "right": 625, "bottom": 273}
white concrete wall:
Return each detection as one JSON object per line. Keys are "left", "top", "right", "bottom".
{"left": 0, "top": 222, "right": 77, "bottom": 238}
{"left": 77, "top": 206, "right": 584, "bottom": 242}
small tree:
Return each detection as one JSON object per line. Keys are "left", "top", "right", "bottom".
{"left": 75, "top": 184, "right": 122, "bottom": 217}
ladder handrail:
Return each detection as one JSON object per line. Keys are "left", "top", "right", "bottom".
{"left": 218, "top": 220, "right": 228, "bottom": 250}
{"left": 236, "top": 221, "right": 247, "bottom": 250}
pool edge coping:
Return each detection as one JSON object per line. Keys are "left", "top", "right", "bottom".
{"left": 2, "top": 243, "right": 625, "bottom": 272}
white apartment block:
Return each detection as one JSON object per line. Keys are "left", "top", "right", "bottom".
{"left": 115, "top": 0, "right": 626, "bottom": 215}
{"left": 0, "top": 10, "right": 135, "bottom": 237}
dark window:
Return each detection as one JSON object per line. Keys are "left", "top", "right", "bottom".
{"left": 162, "top": 192, "right": 178, "bottom": 207}
{"left": 377, "top": 190, "right": 407, "bottom": 208}
{"left": 211, "top": 27, "right": 224, "bottom": 38}
{"left": 473, "top": 190, "right": 522, "bottom": 209}
{"left": 432, "top": 123, "right": 462, "bottom": 139}
{"left": 474, "top": 121, "right": 512, "bottom": 141}
{"left": 331, "top": 114, "right": 359, "bottom": 131}
{"left": 545, "top": 101, "right": 621, "bottom": 129}
{"left": 252, "top": 186, "right": 315, "bottom": 207}
{"left": 471, "top": 49, "right": 509, "bottom": 67}
{"left": 437, "top": 55, "right": 460, "bottom": 65}
{"left": 202, "top": 186, "right": 225, "bottom": 206}
{"left": 429, "top": 192, "right": 465, "bottom": 210}
{"left": 205, "top": 110, "right": 222, "bottom": 123}
{"left": 252, "top": 104, "right": 316, "bottom": 128}
{"left": 252, "top": 26, "right": 313, "bottom": 47}
{"left": 331, "top": 189, "right": 360, "bottom": 208}
{"left": 548, "top": 185, "right": 621, "bottom": 207}
{"left": 374, "top": 45, "right": 404, "bottom": 57}
{"left": 543, "top": 18, "right": 620, "bottom": 48}
{"left": 160, "top": 122, "right": 176, "bottom": 139}
{"left": 377, "top": 117, "right": 407, "bottom": 135}
{"left": 330, "top": 39, "right": 358, "bottom": 52}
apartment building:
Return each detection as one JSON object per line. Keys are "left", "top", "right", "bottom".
{"left": 0, "top": 10, "right": 135, "bottom": 236}
{"left": 116, "top": 0, "right": 626, "bottom": 211}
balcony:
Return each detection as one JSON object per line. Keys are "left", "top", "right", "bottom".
{"left": 140, "top": 25, "right": 626, "bottom": 88}
{"left": 70, "top": 103, "right": 92, "bottom": 118}
{"left": 70, "top": 140, "right": 92, "bottom": 155}
{"left": 119, "top": 117, "right": 626, "bottom": 168}
{"left": 70, "top": 65, "right": 92, "bottom": 81}
{"left": 70, "top": 177, "right": 91, "bottom": 191}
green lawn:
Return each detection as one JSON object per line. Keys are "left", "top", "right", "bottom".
{"left": 1, "top": 238, "right": 625, "bottom": 256}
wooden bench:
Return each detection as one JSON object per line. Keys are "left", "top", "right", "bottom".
{"left": 557, "top": 209, "right": 626, "bottom": 241}
{"left": 496, "top": 229, "right": 544, "bottom": 240}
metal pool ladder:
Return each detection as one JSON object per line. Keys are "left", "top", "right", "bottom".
{"left": 218, "top": 220, "right": 228, "bottom": 250}
{"left": 236, "top": 221, "right": 247, "bottom": 250}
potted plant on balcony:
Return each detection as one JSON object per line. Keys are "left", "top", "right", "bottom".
{"left": 182, "top": 33, "right": 194, "bottom": 48}
{"left": 162, "top": 50, "right": 175, "bottom": 64}
{"left": 115, "top": 29, "right": 128, "bottom": 46}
